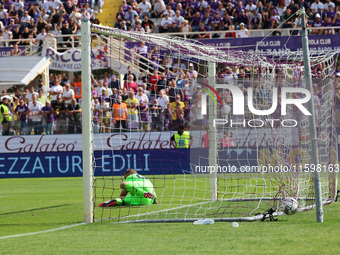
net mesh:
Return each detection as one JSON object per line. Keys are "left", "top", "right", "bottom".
{"left": 89, "top": 24, "right": 338, "bottom": 223}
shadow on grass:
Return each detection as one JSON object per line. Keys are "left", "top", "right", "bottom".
{"left": 0, "top": 204, "right": 73, "bottom": 216}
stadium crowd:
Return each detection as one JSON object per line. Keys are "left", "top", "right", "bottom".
{"left": 114, "top": 0, "right": 340, "bottom": 36}
{"left": 1, "top": 58, "right": 340, "bottom": 136}
{"left": 0, "top": 0, "right": 102, "bottom": 48}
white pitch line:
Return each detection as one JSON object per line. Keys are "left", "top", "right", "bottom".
{"left": 0, "top": 222, "right": 86, "bottom": 240}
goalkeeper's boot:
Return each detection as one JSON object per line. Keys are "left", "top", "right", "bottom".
{"left": 98, "top": 200, "right": 117, "bottom": 207}
{"left": 144, "top": 192, "right": 155, "bottom": 200}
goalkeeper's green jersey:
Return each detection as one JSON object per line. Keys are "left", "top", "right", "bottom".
{"left": 125, "top": 174, "right": 156, "bottom": 196}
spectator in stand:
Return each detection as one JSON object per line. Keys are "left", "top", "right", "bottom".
{"left": 163, "top": 102, "right": 173, "bottom": 130}
{"left": 12, "top": 25, "right": 21, "bottom": 41}
{"left": 135, "top": 86, "right": 149, "bottom": 104}
{"left": 310, "top": 0, "right": 324, "bottom": 17}
{"left": 3, "top": 26, "right": 12, "bottom": 41}
{"left": 312, "top": 13, "right": 323, "bottom": 34}
{"left": 62, "top": 83, "right": 74, "bottom": 106}
{"left": 333, "top": 12, "right": 340, "bottom": 34}
{"left": 121, "top": 87, "right": 129, "bottom": 101}
{"left": 35, "top": 27, "right": 49, "bottom": 55}
{"left": 190, "top": 12, "right": 202, "bottom": 32}
{"left": 69, "top": 7, "right": 82, "bottom": 29}
{"left": 180, "top": 20, "right": 192, "bottom": 38}
{"left": 172, "top": 10, "right": 185, "bottom": 26}
{"left": 236, "top": 9, "right": 250, "bottom": 29}
{"left": 94, "top": 79, "right": 104, "bottom": 95}
{"left": 184, "top": 79, "right": 195, "bottom": 101}
{"left": 98, "top": 87, "right": 110, "bottom": 103}
{"left": 95, "top": 98, "right": 111, "bottom": 133}
{"left": 250, "top": 10, "right": 262, "bottom": 29}
{"left": 152, "top": 0, "right": 166, "bottom": 19}
{"left": 201, "top": 11, "right": 213, "bottom": 31}
{"left": 185, "top": 6, "right": 196, "bottom": 23}
{"left": 270, "top": 9, "right": 280, "bottom": 29}
{"left": 237, "top": 22, "right": 249, "bottom": 37}
{"left": 157, "top": 89, "right": 169, "bottom": 111}
{"left": 162, "top": 5, "right": 175, "bottom": 19}
{"left": 286, "top": 1, "right": 297, "bottom": 20}
{"left": 167, "top": 0, "right": 177, "bottom": 11}
{"left": 194, "top": 23, "right": 210, "bottom": 38}
{"left": 187, "top": 63, "right": 198, "bottom": 81}
{"left": 110, "top": 74, "right": 121, "bottom": 90}
{"left": 175, "top": 3, "right": 185, "bottom": 17}
{"left": 173, "top": 59, "right": 186, "bottom": 75}
{"left": 28, "top": 98, "right": 43, "bottom": 135}
{"left": 10, "top": 41, "right": 22, "bottom": 56}
{"left": 298, "top": 0, "right": 310, "bottom": 15}
{"left": 324, "top": 14, "right": 333, "bottom": 34}
{"left": 50, "top": 77, "right": 63, "bottom": 104}
{"left": 155, "top": 72, "right": 167, "bottom": 94}
{"left": 14, "top": 87, "right": 24, "bottom": 101}
{"left": 282, "top": 8, "right": 293, "bottom": 29}
{"left": 216, "top": 3, "right": 225, "bottom": 18}
{"left": 141, "top": 15, "right": 156, "bottom": 33}
{"left": 51, "top": 94, "right": 67, "bottom": 134}
{"left": 103, "top": 82, "right": 113, "bottom": 98}
{"left": 112, "top": 95, "right": 128, "bottom": 132}
{"left": 220, "top": 131, "right": 236, "bottom": 148}
{"left": 41, "top": 100, "right": 54, "bottom": 135}
{"left": 175, "top": 72, "right": 186, "bottom": 89}
{"left": 225, "top": 3, "right": 236, "bottom": 22}
{"left": 325, "top": 5, "right": 336, "bottom": 20}
{"left": 91, "top": 97, "right": 100, "bottom": 133}
{"left": 139, "top": 0, "right": 151, "bottom": 19}
{"left": 61, "top": 21, "right": 76, "bottom": 48}
{"left": 137, "top": 100, "right": 150, "bottom": 131}
{"left": 211, "top": 12, "right": 223, "bottom": 37}
{"left": 170, "top": 94, "right": 184, "bottom": 121}
{"left": 12, "top": 97, "right": 20, "bottom": 135}
{"left": 124, "top": 74, "right": 138, "bottom": 92}
{"left": 149, "top": 98, "right": 163, "bottom": 131}
{"left": 66, "top": 98, "right": 82, "bottom": 134}
{"left": 125, "top": 90, "right": 139, "bottom": 123}
{"left": 159, "top": 12, "right": 172, "bottom": 33}
{"left": 15, "top": 98, "right": 29, "bottom": 135}
{"left": 124, "top": 6, "right": 138, "bottom": 28}
{"left": 148, "top": 46, "right": 161, "bottom": 71}
{"left": 245, "top": 0, "right": 257, "bottom": 20}
{"left": 121, "top": 0, "right": 130, "bottom": 13}
{"left": 26, "top": 85, "right": 38, "bottom": 104}
{"left": 37, "top": 89, "right": 48, "bottom": 106}
{"left": 123, "top": 66, "right": 137, "bottom": 82}
{"left": 149, "top": 68, "right": 161, "bottom": 96}
{"left": 136, "top": 41, "right": 148, "bottom": 71}
{"left": 168, "top": 79, "right": 184, "bottom": 101}
{"left": 13, "top": 0, "right": 24, "bottom": 17}
{"left": 130, "top": 14, "right": 141, "bottom": 29}
{"left": 224, "top": 67, "right": 238, "bottom": 84}
{"left": 64, "top": 1, "right": 74, "bottom": 15}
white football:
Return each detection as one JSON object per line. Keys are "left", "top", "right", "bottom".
{"left": 280, "top": 197, "right": 299, "bottom": 215}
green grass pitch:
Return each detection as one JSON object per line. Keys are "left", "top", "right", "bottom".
{"left": 0, "top": 177, "right": 339, "bottom": 255}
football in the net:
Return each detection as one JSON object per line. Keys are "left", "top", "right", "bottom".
{"left": 280, "top": 198, "right": 299, "bottom": 215}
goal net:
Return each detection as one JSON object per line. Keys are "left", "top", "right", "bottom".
{"left": 84, "top": 23, "right": 338, "bottom": 223}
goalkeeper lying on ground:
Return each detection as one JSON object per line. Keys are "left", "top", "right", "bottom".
{"left": 99, "top": 169, "right": 157, "bottom": 207}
